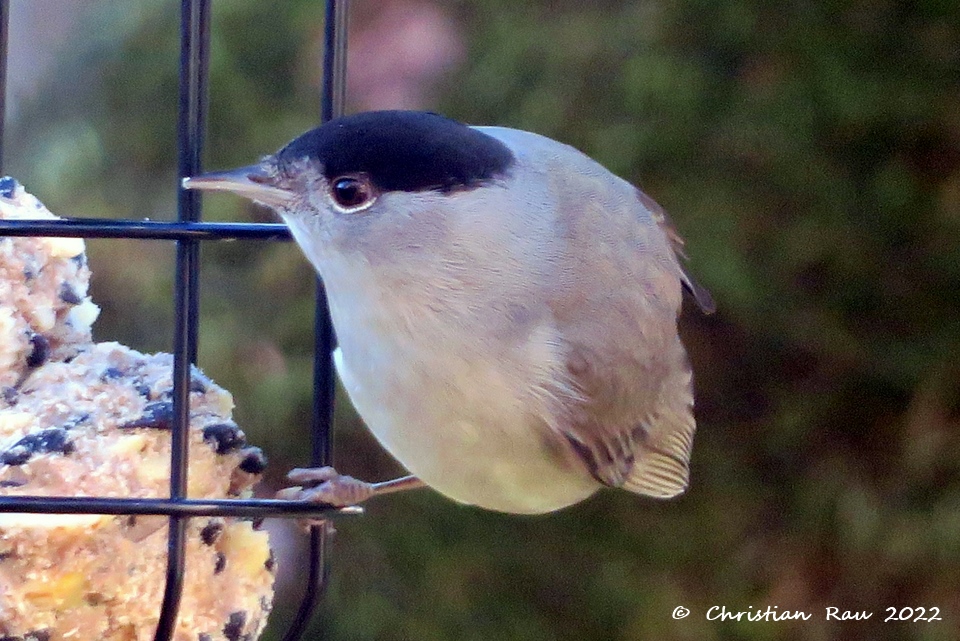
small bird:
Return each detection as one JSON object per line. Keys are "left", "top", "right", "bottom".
{"left": 184, "top": 110, "right": 713, "bottom": 515}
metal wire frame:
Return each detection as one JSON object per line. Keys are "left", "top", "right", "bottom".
{"left": 0, "top": 1, "right": 352, "bottom": 640}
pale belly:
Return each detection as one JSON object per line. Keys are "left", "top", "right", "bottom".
{"left": 333, "top": 346, "right": 599, "bottom": 514}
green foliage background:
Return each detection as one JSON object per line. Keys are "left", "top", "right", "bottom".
{"left": 7, "top": 1, "right": 960, "bottom": 639}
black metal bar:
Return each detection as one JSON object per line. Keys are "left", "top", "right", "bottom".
{"left": 0, "top": 0, "right": 9, "bottom": 174}
{"left": 0, "top": 496, "right": 362, "bottom": 518}
{"left": 320, "top": 0, "right": 349, "bottom": 124}
{"left": 154, "top": 1, "right": 210, "bottom": 640}
{"left": 0, "top": 219, "right": 291, "bottom": 240}
{"left": 283, "top": 2, "right": 349, "bottom": 640}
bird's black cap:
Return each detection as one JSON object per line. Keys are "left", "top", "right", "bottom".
{"left": 276, "top": 110, "right": 515, "bottom": 193}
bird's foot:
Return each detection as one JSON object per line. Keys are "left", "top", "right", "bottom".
{"left": 276, "top": 467, "right": 425, "bottom": 511}
{"left": 276, "top": 466, "right": 377, "bottom": 507}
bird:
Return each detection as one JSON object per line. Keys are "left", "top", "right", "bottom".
{"left": 183, "top": 110, "right": 714, "bottom": 515}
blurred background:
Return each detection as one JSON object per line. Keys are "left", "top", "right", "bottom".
{"left": 5, "top": 0, "right": 960, "bottom": 639}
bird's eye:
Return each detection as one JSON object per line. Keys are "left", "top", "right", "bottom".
{"left": 329, "top": 176, "right": 376, "bottom": 212}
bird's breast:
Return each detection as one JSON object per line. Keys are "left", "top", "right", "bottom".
{"left": 323, "top": 272, "right": 598, "bottom": 514}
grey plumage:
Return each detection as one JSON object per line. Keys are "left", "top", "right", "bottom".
{"left": 184, "top": 111, "right": 711, "bottom": 514}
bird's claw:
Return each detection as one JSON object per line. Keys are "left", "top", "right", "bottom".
{"left": 277, "top": 466, "right": 376, "bottom": 508}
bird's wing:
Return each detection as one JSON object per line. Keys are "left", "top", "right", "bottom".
{"left": 635, "top": 188, "right": 715, "bottom": 314}
{"left": 556, "top": 336, "right": 696, "bottom": 499}
{"left": 546, "top": 185, "right": 701, "bottom": 499}
{"left": 619, "top": 338, "right": 697, "bottom": 497}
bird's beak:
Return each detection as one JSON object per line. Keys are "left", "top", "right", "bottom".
{"left": 181, "top": 164, "right": 293, "bottom": 208}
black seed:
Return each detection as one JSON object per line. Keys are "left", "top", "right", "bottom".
{"left": 0, "top": 551, "right": 14, "bottom": 561}
{"left": 26, "top": 334, "right": 49, "bottom": 368}
{"left": 189, "top": 368, "right": 210, "bottom": 393}
{"left": 3, "top": 387, "right": 18, "bottom": 405}
{"left": 101, "top": 367, "right": 124, "bottom": 380}
{"left": 202, "top": 423, "right": 246, "bottom": 454}
{"left": 0, "top": 176, "right": 18, "bottom": 199}
{"left": 2, "top": 448, "right": 30, "bottom": 466}
{"left": 124, "top": 515, "right": 138, "bottom": 527}
{"left": 238, "top": 447, "right": 267, "bottom": 474}
{"left": 59, "top": 282, "right": 83, "bottom": 305}
{"left": 63, "top": 413, "right": 90, "bottom": 430}
{"left": 84, "top": 592, "right": 106, "bottom": 605}
{"left": 200, "top": 520, "right": 223, "bottom": 546}
{"left": 264, "top": 549, "right": 276, "bottom": 573}
{"left": 2, "top": 428, "right": 75, "bottom": 466}
{"left": 0, "top": 479, "right": 26, "bottom": 488}
{"left": 198, "top": 634, "right": 213, "bottom": 641}
{"left": 25, "top": 631, "right": 51, "bottom": 641}
{"left": 223, "top": 611, "right": 247, "bottom": 641}
{"left": 120, "top": 401, "right": 174, "bottom": 430}
{"left": 214, "top": 551, "right": 226, "bottom": 574}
